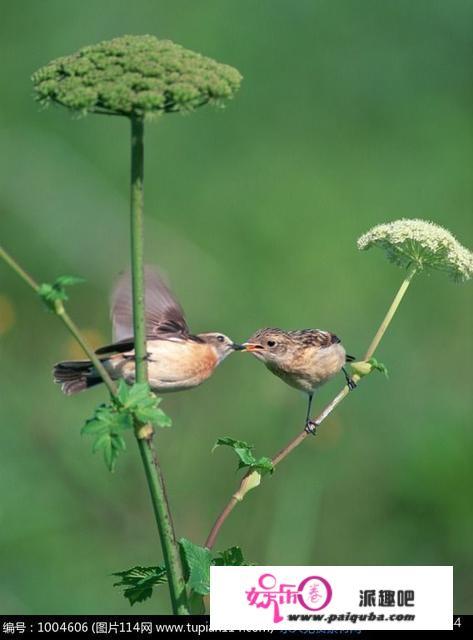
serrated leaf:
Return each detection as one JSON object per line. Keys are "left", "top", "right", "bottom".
{"left": 102, "top": 436, "right": 115, "bottom": 471}
{"left": 179, "top": 538, "right": 212, "bottom": 596}
{"left": 126, "top": 382, "right": 151, "bottom": 408}
{"left": 113, "top": 411, "right": 134, "bottom": 431}
{"left": 189, "top": 591, "right": 206, "bottom": 614}
{"left": 123, "top": 585, "right": 152, "bottom": 606}
{"left": 113, "top": 565, "right": 167, "bottom": 606}
{"left": 236, "top": 448, "right": 256, "bottom": 466}
{"left": 38, "top": 274, "right": 84, "bottom": 309}
{"left": 134, "top": 406, "right": 172, "bottom": 427}
{"left": 154, "top": 409, "right": 172, "bottom": 428}
{"left": 252, "top": 456, "right": 274, "bottom": 476}
{"left": 55, "top": 275, "right": 86, "bottom": 287}
{"left": 212, "top": 436, "right": 254, "bottom": 453}
{"left": 368, "top": 357, "right": 389, "bottom": 378}
{"left": 111, "top": 433, "right": 126, "bottom": 451}
{"left": 134, "top": 406, "right": 159, "bottom": 424}
{"left": 119, "top": 383, "right": 171, "bottom": 428}
{"left": 117, "top": 379, "right": 130, "bottom": 405}
{"left": 81, "top": 419, "right": 109, "bottom": 436}
{"left": 213, "top": 437, "right": 273, "bottom": 475}
{"left": 82, "top": 401, "right": 133, "bottom": 471}
{"left": 38, "top": 283, "right": 65, "bottom": 309}
{"left": 92, "top": 432, "right": 111, "bottom": 453}
{"left": 212, "top": 546, "right": 251, "bottom": 567}
{"left": 37, "top": 283, "right": 53, "bottom": 297}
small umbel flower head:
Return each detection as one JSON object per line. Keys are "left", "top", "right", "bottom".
{"left": 32, "top": 35, "right": 242, "bottom": 118}
{"left": 358, "top": 218, "right": 473, "bottom": 282}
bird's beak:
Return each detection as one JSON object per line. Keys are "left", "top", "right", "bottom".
{"left": 231, "top": 343, "right": 245, "bottom": 351}
{"left": 241, "top": 342, "right": 264, "bottom": 352}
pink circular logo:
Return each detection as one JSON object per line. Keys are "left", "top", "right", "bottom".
{"left": 297, "top": 575, "right": 332, "bottom": 611}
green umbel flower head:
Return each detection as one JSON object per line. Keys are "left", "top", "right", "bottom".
{"left": 358, "top": 219, "right": 473, "bottom": 282}
{"left": 32, "top": 35, "right": 242, "bottom": 117}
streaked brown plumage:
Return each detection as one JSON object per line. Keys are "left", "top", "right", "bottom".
{"left": 242, "top": 328, "right": 355, "bottom": 433}
{"left": 54, "top": 267, "right": 242, "bottom": 395}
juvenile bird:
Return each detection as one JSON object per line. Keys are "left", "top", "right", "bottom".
{"left": 54, "top": 267, "right": 243, "bottom": 395}
{"left": 242, "top": 328, "right": 356, "bottom": 434}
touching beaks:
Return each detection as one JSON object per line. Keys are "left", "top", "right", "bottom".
{"left": 231, "top": 343, "right": 245, "bottom": 351}
{"left": 241, "top": 342, "right": 264, "bottom": 352}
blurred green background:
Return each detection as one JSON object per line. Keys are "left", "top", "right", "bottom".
{"left": 0, "top": 0, "right": 472, "bottom": 615}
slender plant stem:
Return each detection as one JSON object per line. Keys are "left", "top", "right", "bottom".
{"left": 205, "top": 497, "right": 239, "bottom": 550}
{"left": 204, "top": 266, "right": 418, "bottom": 549}
{"left": 128, "top": 116, "right": 189, "bottom": 615}
{"left": 364, "top": 265, "right": 417, "bottom": 360}
{"left": 0, "top": 245, "right": 116, "bottom": 396}
{"left": 130, "top": 116, "right": 148, "bottom": 383}
{"left": 0, "top": 246, "right": 38, "bottom": 291}
{"left": 56, "top": 308, "right": 117, "bottom": 397}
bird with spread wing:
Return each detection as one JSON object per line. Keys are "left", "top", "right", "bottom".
{"left": 54, "top": 267, "right": 243, "bottom": 395}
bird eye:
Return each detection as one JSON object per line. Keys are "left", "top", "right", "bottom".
{"left": 267, "top": 340, "right": 276, "bottom": 347}
{"left": 217, "top": 335, "right": 225, "bottom": 342}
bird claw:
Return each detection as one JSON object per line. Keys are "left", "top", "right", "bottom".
{"left": 347, "top": 377, "right": 357, "bottom": 391}
{"left": 342, "top": 366, "right": 357, "bottom": 391}
{"left": 305, "top": 420, "right": 318, "bottom": 436}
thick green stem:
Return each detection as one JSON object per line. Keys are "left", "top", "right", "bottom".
{"left": 128, "top": 116, "right": 189, "bottom": 615}
{"left": 130, "top": 116, "right": 148, "bottom": 383}
{"left": 0, "top": 245, "right": 116, "bottom": 396}
{"left": 137, "top": 439, "right": 189, "bottom": 614}
{"left": 205, "top": 266, "right": 418, "bottom": 550}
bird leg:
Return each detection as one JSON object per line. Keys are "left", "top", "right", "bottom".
{"left": 304, "top": 393, "right": 318, "bottom": 436}
{"left": 305, "top": 419, "right": 319, "bottom": 436}
{"left": 342, "top": 366, "right": 357, "bottom": 390}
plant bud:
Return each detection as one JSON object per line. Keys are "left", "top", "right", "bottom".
{"left": 234, "top": 470, "right": 261, "bottom": 501}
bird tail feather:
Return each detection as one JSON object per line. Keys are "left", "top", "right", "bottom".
{"left": 53, "top": 360, "right": 102, "bottom": 395}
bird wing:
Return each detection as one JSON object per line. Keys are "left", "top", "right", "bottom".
{"left": 289, "top": 329, "right": 338, "bottom": 348}
{"left": 111, "top": 266, "right": 190, "bottom": 342}
{"left": 95, "top": 338, "right": 136, "bottom": 356}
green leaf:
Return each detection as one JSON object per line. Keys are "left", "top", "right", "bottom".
{"left": 92, "top": 432, "right": 111, "bottom": 453}
{"left": 212, "top": 436, "right": 253, "bottom": 453}
{"left": 134, "top": 405, "right": 172, "bottom": 427}
{"left": 212, "top": 546, "right": 251, "bottom": 567}
{"left": 189, "top": 591, "right": 206, "bottom": 614}
{"left": 125, "top": 382, "right": 151, "bottom": 408}
{"left": 54, "top": 275, "right": 86, "bottom": 287}
{"left": 213, "top": 437, "right": 274, "bottom": 476}
{"left": 111, "top": 433, "right": 127, "bottom": 451}
{"left": 117, "top": 379, "right": 129, "bottom": 406}
{"left": 112, "top": 565, "right": 167, "bottom": 606}
{"left": 83, "top": 388, "right": 171, "bottom": 471}
{"left": 38, "top": 283, "right": 65, "bottom": 309}
{"left": 102, "top": 435, "right": 114, "bottom": 471}
{"left": 81, "top": 419, "right": 109, "bottom": 436}
{"left": 82, "top": 401, "right": 133, "bottom": 471}
{"left": 154, "top": 409, "right": 172, "bottom": 428}
{"left": 250, "top": 456, "right": 274, "bottom": 476}
{"left": 116, "top": 382, "right": 172, "bottom": 429}
{"left": 37, "top": 283, "right": 54, "bottom": 298}
{"left": 179, "top": 538, "right": 212, "bottom": 596}
{"left": 367, "top": 357, "right": 389, "bottom": 378}
{"left": 38, "top": 274, "right": 85, "bottom": 310}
